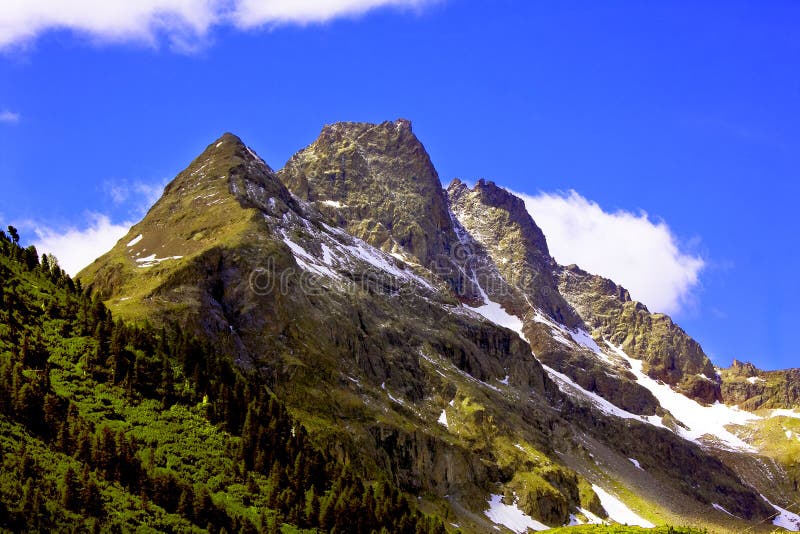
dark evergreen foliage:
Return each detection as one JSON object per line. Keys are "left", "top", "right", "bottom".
{"left": 0, "top": 229, "right": 447, "bottom": 534}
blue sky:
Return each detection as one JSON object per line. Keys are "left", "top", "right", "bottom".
{"left": 1, "top": 1, "right": 798, "bottom": 370}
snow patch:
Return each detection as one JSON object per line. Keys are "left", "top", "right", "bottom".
{"left": 578, "top": 507, "right": 605, "bottom": 525}
{"left": 127, "top": 234, "right": 143, "bottom": 247}
{"left": 466, "top": 276, "right": 525, "bottom": 340}
{"left": 569, "top": 328, "right": 604, "bottom": 355}
{"left": 245, "top": 146, "right": 263, "bottom": 163}
{"left": 387, "top": 392, "right": 402, "bottom": 404}
{"left": 628, "top": 458, "right": 643, "bottom": 470}
{"left": 591, "top": 484, "right": 654, "bottom": 528}
{"left": 786, "top": 430, "right": 794, "bottom": 440}
{"left": 344, "top": 240, "right": 410, "bottom": 279}
{"left": 484, "top": 494, "right": 548, "bottom": 533}
{"left": 542, "top": 364, "right": 664, "bottom": 427}
{"left": 438, "top": 410, "right": 448, "bottom": 429}
{"left": 320, "top": 199, "right": 346, "bottom": 208}
{"left": 761, "top": 494, "right": 800, "bottom": 531}
{"left": 747, "top": 376, "right": 766, "bottom": 384}
{"left": 606, "top": 342, "right": 760, "bottom": 451}
{"left": 281, "top": 235, "right": 340, "bottom": 279}
{"left": 320, "top": 243, "right": 334, "bottom": 266}
{"left": 568, "top": 507, "right": 606, "bottom": 526}
{"left": 532, "top": 310, "right": 612, "bottom": 363}
{"left": 136, "top": 254, "right": 183, "bottom": 267}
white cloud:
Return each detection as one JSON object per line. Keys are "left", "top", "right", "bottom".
{"left": 232, "top": 0, "right": 433, "bottom": 27}
{"left": 30, "top": 214, "right": 132, "bottom": 276}
{"left": 517, "top": 190, "right": 704, "bottom": 315}
{"left": 0, "top": 110, "right": 20, "bottom": 123}
{"left": 0, "top": 0, "right": 220, "bottom": 49}
{"left": 0, "top": 0, "right": 435, "bottom": 50}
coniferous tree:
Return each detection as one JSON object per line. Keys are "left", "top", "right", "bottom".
{"left": 61, "top": 466, "right": 80, "bottom": 511}
{"left": 7, "top": 225, "right": 19, "bottom": 244}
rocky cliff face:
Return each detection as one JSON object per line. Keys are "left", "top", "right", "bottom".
{"left": 558, "top": 264, "right": 722, "bottom": 404}
{"left": 720, "top": 360, "right": 800, "bottom": 410}
{"left": 79, "top": 122, "right": 789, "bottom": 532}
{"left": 447, "top": 178, "right": 581, "bottom": 328}
{"left": 278, "top": 120, "right": 482, "bottom": 299}
{"left": 447, "top": 180, "right": 675, "bottom": 417}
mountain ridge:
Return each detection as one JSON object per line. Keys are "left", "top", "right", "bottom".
{"left": 77, "top": 120, "right": 799, "bottom": 532}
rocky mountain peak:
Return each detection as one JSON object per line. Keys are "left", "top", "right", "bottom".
{"left": 318, "top": 117, "right": 413, "bottom": 138}
{"left": 74, "top": 124, "right": 794, "bottom": 533}
{"left": 278, "top": 119, "right": 461, "bottom": 279}
{"left": 471, "top": 178, "right": 551, "bottom": 258}
{"left": 729, "top": 359, "right": 760, "bottom": 376}
{"left": 447, "top": 178, "right": 582, "bottom": 328}
{"left": 162, "top": 132, "right": 276, "bottom": 197}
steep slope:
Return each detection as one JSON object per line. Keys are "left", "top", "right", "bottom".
{"left": 557, "top": 265, "right": 721, "bottom": 404}
{"left": 0, "top": 229, "right": 447, "bottom": 533}
{"left": 278, "top": 120, "right": 466, "bottom": 289}
{"left": 447, "top": 179, "right": 799, "bottom": 530}
{"left": 447, "top": 178, "right": 582, "bottom": 328}
{"left": 448, "top": 179, "right": 664, "bottom": 417}
{"left": 81, "top": 133, "right": 606, "bottom": 530}
{"left": 279, "top": 120, "right": 540, "bottom": 314}
{"left": 79, "top": 124, "right": 784, "bottom": 532}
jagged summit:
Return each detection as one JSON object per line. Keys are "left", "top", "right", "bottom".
{"left": 729, "top": 359, "right": 759, "bottom": 376}
{"left": 448, "top": 177, "right": 581, "bottom": 328}
{"left": 318, "top": 117, "right": 414, "bottom": 137}
{"left": 278, "top": 117, "right": 467, "bottom": 290}
{"left": 449, "top": 178, "right": 552, "bottom": 260}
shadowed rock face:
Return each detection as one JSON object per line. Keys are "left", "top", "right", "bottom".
{"left": 447, "top": 178, "right": 582, "bottom": 328}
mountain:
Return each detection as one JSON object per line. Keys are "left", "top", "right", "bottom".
{"left": 69, "top": 120, "right": 800, "bottom": 532}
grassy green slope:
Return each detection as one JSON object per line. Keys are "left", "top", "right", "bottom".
{"left": 0, "top": 228, "right": 446, "bottom": 533}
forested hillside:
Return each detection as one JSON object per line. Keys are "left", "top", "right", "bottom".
{"left": 0, "top": 226, "right": 445, "bottom": 533}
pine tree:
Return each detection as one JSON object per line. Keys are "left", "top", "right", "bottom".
{"left": 61, "top": 466, "right": 80, "bottom": 511}
{"left": 194, "top": 484, "right": 214, "bottom": 526}
{"left": 7, "top": 225, "right": 19, "bottom": 244}
{"left": 81, "top": 465, "right": 103, "bottom": 516}
{"left": 304, "top": 487, "right": 319, "bottom": 526}
{"left": 21, "top": 476, "right": 36, "bottom": 517}
{"left": 178, "top": 487, "right": 195, "bottom": 519}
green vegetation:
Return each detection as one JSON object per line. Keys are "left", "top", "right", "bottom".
{"left": 543, "top": 527, "right": 708, "bottom": 533}
{"left": 0, "top": 226, "right": 446, "bottom": 533}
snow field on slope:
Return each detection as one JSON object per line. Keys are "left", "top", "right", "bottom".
{"left": 484, "top": 494, "right": 548, "bottom": 532}
{"left": 464, "top": 274, "right": 525, "bottom": 340}
{"left": 277, "top": 220, "right": 435, "bottom": 291}
{"left": 591, "top": 484, "right": 654, "bottom": 528}
{"left": 761, "top": 494, "right": 800, "bottom": 531}
{"left": 542, "top": 364, "right": 664, "bottom": 426}
{"left": 605, "top": 342, "right": 760, "bottom": 451}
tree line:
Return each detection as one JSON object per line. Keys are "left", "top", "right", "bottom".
{"left": 0, "top": 226, "right": 447, "bottom": 534}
